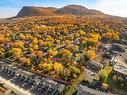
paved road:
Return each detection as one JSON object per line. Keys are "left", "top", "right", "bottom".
{"left": 0, "top": 76, "right": 32, "bottom": 95}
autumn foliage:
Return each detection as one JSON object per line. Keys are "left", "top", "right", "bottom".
{"left": 0, "top": 16, "right": 126, "bottom": 83}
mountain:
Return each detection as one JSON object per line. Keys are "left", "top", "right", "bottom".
{"left": 54, "top": 5, "right": 88, "bottom": 15}
{"left": 54, "top": 5, "right": 104, "bottom": 15}
{"left": 16, "top": 6, "right": 58, "bottom": 17}
{"left": 16, "top": 5, "right": 105, "bottom": 17}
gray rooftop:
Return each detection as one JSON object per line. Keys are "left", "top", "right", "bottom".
{"left": 77, "top": 85, "right": 115, "bottom": 95}
{"left": 113, "top": 64, "right": 127, "bottom": 76}
{"left": 87, "top": 60, "right": 103, "bottom": 68}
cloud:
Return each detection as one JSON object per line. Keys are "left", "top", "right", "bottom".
{"left": 92, "top": 0, "right": 127, "bottom": 17}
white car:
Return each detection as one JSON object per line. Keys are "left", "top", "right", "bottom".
{"left": 0, "top": 81, "right": 4, "bottom": 86}
{"left": 111, "top": 57, "right": 118, "bottom": 64}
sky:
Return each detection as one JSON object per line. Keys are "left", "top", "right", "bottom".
{"left": 0, "top": 0, "right": 127, "bottom": 18}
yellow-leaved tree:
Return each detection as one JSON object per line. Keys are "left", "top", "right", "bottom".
{"left": 87, "top": 50, "right": 95, "bottom": 60}
{"left": 11, "top": 48, "right": 22, "bottom": 58}
{"left": 53, "top": 62, "right": 63, "bottom": 74}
